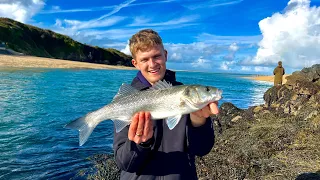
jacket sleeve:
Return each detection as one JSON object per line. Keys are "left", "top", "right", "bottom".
{"left": 113, "top": 126, "right": 154, "bottom": 172}
{"left": 187, "top": 116, "right": 215, "bottom": 157}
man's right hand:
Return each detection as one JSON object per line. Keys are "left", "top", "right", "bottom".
{"left": 128, "top": 112, "right": 153, "bottom": 144}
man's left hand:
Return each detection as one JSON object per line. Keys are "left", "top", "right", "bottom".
{"left": 190, "top": 102, "right": 219, "bottom": 127}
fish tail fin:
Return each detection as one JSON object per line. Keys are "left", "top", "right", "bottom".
{"left": 65, "top": 114, "right": 98, "bottom": 146}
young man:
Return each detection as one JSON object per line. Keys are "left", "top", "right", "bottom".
{"left": 113, "top": 29, "right": 219, "bottom": 180}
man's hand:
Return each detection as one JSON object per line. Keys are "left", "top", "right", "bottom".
{"left": 128, "top": 112, "right": 153, "bottom": 144}
{"left": 190, "top": 102, "right": 219, "bottom": 127}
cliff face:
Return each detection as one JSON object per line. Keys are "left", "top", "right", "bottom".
{"left": 77, "top": 65, "right": 320, "bottom": 180}
{"left": 0, "top": 18, "right": 132, "bottom": 67}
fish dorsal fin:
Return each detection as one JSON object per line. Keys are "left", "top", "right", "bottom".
{"left": 149, "top": 80, "right": 172, "bottom": 91}
{"left": 113, "top": 83, "right": 138, "bottom": 101}
{"left": 165, "top": 115, "right": 182, "bottom": 130}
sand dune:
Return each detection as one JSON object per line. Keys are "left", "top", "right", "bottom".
{"left": 0, "top": 55, "right": 135, "bottom": 70}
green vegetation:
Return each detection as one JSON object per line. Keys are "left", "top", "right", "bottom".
{"left": 0, "top": 18, "right": 132, "bottom": 67}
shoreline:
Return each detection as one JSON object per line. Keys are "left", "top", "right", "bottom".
{"left": 242, "top": 74, "right": 289, "bottom": 84}
{"left": 0, "top": 55, "right": 289, "bottom": 84}
{"left": 0, "top": 55, "right": 135, "bottom": 70}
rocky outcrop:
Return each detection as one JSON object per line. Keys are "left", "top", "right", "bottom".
{"left": 215, "top": 64, "right": 319, "bottom": 131}
{"left": 198, "top": 64, "right": 320, "bottom": 179}
{"left": 262, "top": 64, "right": 320, "bottom": 119}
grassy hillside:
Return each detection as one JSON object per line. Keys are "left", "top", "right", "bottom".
{"left": 0, "top": 18, "right": 132, "bottom": 67}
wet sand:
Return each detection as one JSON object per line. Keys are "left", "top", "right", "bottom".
{"left": 0, "top": 55, "right": 135, "bottom": 70}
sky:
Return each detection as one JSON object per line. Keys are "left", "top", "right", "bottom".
{"left": 1, "top": 0, "right": 320, "bottom": 74}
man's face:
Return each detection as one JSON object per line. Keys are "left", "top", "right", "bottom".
{"left": 132, "top": 44, "right": 167, "bottom": 85}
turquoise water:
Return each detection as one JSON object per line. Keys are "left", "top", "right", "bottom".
{"left": 0, "top": 68, "right": 272, "bottom": 179}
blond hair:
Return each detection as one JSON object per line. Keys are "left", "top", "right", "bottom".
{"left": 129, "top": 29, "right": 164, "bottom": 58}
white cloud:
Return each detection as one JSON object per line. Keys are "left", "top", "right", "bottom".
{"left": 128, "top": 15, "right": 199, "bottom": 27}
{"left": 181, "top": 0, "right": 243, "bottom": 10}
{"left": 220, "top": 63, "right": 230, "bottom": 70}
{"left": 53, "top": 0, "right": 135, "bottom": 33}
{"left": 40, "top": 6, "right": 114, "bottom": 14}
{"left": 95, "top": 0, "right": 136, "bottom": 21}
{"left": 165, "top": 42, "right": 222, "bottom": 63}
{"left": 223, "top": 42, "right": 240, "bottom": 61}
{"left": 0, "top": 0, "right": 45, "bottom": 23}
{"left": 191, "top": 57, "right": 212, "bottom": 69}
{"left": 241, "top": 66, "right": 251, "bottom": 71}
{"left": 40, "top": 0, "right": 175, "bottom": 14}
{"left": 220, "top": 61, "right": 236, "bottom": 70}
{"left": 54, "top": 19, "right": 62, "bottom": 27}
{"left": 223, "top": 54, "right": 235, "bottom": 61}
{"left": 229, "top": 42, "right": 239, "bottom": 52}
{"left": 220, "top": 64, "right": 272, "bottom": 73}
{"left": 170, "top": 53, "right": 182, "bottom": 60}
{"left": 254, "top": 66, "right": 272, "bottom": 72}
{"left": 79, "top": 17, "right": 126, "bottom": 29}
{"left": 131, "top": 16, "right": 152, "bottom": 26}
{"left": 121, "top": 43, "right": 131, "bottom": 56}
{"left": 252, "top": 0, "right": 320, "bottom": 69}
{"left": 51, "top": 6, "right": 60, "bottom": 10}
{"left": 196, "top": 33, "right": 261, "bottom": 44}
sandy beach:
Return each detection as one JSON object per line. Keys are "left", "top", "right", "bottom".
{"left": 0, "top": 55, "right": 135, "bottom": 70}
{"left": 0, "top": 55, "right": 290, "bottom": 84}
{"left": 243, "top": 74, "right": 289, "bottom": 84}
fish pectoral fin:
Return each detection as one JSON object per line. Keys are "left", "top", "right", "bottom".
{"left": 165, "top": 115, "right": 182, "bottom": 130}
{"left": 112, "top": 119, "right": 131, "bottom": 133}
{"left": 148, "top": 80, "right": 172, "bottom": 91}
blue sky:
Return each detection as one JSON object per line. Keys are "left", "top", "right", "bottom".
{"left": 1, "top": 0, "right": 320, "bottom": 74}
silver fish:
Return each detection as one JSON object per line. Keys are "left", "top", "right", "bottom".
{"left": 65, "top": 80, "right": 222, "bottom": 146}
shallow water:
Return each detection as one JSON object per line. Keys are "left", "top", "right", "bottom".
{"left": 0, "top": 68, "right": 272, "bottom": 179}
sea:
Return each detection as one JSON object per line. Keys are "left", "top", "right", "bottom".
{"left": 0, "top": 68, "right": 273, "bottom": 179}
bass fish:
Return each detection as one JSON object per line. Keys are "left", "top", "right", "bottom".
{"left": 65, "top": 80, "right": 222, "bottom": 146}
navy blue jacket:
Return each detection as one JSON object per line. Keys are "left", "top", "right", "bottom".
{"left": 113, "top": 70, "right": 215, "bottom": 180}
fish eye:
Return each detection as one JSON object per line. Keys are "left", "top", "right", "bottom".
{"left": 205, "top": 86, "right": 210, "bottom": 92}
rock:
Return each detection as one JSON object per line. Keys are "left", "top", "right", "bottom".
{"left": 263, "top": 86, "right": 279, "bottom": 107}
{"left": 304, "top": 110, "right": 319, "bottom": 121}
{"left": 231, "top": 115, "right": 242, "bottom": 122}
{"left": 287, "top": 64, "right": 320, "bottom": 86}
{"left": 215, "top": 102, "right": 245, "bottom": 129}
{"left": 293, "top": 81, "right": 319, "bottom": 96}
{"left": 253, "top": 106, "right": 263, "bottom": 113}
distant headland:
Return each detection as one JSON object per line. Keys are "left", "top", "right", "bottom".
{"left": 0, "top": 18, "right": 133, "bottom": 67}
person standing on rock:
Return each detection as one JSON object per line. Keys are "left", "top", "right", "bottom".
{"left": 273, "top": 61, "right": 285, "bottom": 86}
